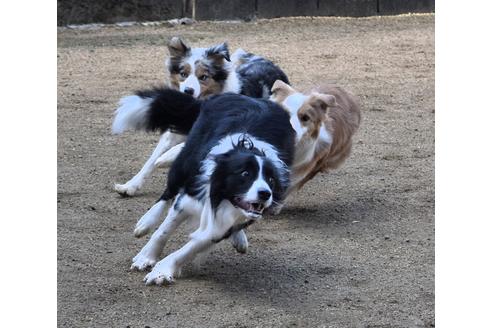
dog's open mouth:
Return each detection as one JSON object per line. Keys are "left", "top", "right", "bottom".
{"left": 232, "top": 196, "right": 265, "bottom": 216}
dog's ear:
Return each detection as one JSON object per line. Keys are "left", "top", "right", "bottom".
{"left": 205, "top": 42, "right": 230, "bottom": 62}
{"left": 168, "top": 37, "right": 190, "bottom": 58}
{"left": 309, "top": 93, "right": 337, "bottom": 113}
{"left": 270, "top": 80, "right": 295, "bottom": 103}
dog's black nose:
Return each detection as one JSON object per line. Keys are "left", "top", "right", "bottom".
{"left": 257, "top": 189, "right": 271, "bottom": 201}
{"left": 184, "top": 87, "right": 194, "bottom": 95}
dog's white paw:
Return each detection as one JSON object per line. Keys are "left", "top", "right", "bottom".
{"left": 134, "top": 201, "right": 166, "bottom": 238}
{"left": 131, "top": 242, "right": 161, "bottom": 271}
{"left": 144, "top": 257, "right": 179, "bottom": 285}
{"left": 114, "top": 182, "right": 141, "bottom": 196}
{"left": 231, "top": 230, "right": 249, "bottom": 254}
{"left": 134, "top": 220, "right": 153, "bottom": 238}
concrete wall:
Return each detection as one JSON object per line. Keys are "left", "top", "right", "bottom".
{"left": 58, "top": 0, "right": 435, "bottom": 26}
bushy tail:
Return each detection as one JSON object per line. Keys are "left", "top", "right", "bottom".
{"left": 112, "top": 87, "right": 201, "bottom": 135}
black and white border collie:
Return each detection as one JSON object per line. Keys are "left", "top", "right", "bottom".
{"left": 113, "top": 88, "right": 295, "bottom": 285}
{"left": 113, "top": 37, "right": 290, "bottom": 197}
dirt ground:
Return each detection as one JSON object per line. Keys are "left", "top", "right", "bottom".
{"left": 57, "top": 14, "right": 434, "bottom": 327}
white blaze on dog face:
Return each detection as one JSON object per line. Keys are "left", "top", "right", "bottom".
{"left": 283, "top": 93, "right": 309, "bottom": 142}
{"left": 270, "top": 80, "right": 308, "bottom": 142}
{"left": 180, "top": 74, "right": 201, "bottom": 97}
{"left": 167, "top": 38, "right": 232, "bottom": 99}
{"left": 210, "top": 138, "right": 283, "bottom": 220}
{"left": 270, "top": 80, "right": 336, "bottom": 144}
{"left": 178, "top": 48, "right": 206, "bottom": 98}
{"left": 285, "top": 92, "right": 336, "bottom": 145}
{"left": 167, "top": 42, "right": 207, "bottom": 98}
{"left": 231, "top": 155, "right": 273, "bottom": 220}
{"left": 244, "top": 156, "right": 273, "bottom": 207}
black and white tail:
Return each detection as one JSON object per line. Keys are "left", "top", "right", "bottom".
{"left": 112, "top": 87, "right": 201, "bottom": 135}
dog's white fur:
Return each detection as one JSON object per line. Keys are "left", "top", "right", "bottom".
{"left": 131, "top": 133, "right": 283, "bottom": 284}
{"left": 131, "top": 194, "right": 202, "bottom": 271}
{"left": 112, "top": 96, "right": 153, "bottom": 134}
{"left": 283, "top": 93, "right": 309, "bottom": 143}
{"left": 135, "top": 194, "right": 252, "bottom": 284}
{"left": 114, "top": 48, "right": 246, "bottom": 196}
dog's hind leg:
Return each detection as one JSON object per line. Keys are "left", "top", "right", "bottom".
{"left": 131, "top": 195, "right": 194, "bottom": 270}
{"left": 154, "top": 142, "right": 185, "bottom": 168}
{"left": 114, "top": 132, "right": 186, "bottom": 196}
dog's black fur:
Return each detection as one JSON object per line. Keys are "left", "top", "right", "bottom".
{"left": 123, "top": 88, "right": 296, "bottom": 284}
{"left": 126, "top": 87, "right": 295, "bottom": 211}
{"left": 135, "top": 88, "right": 201, "bottom": 135}
{"left": 112, "top": 39, "right": 291, "bottom": 199}
{"left": 235, "top": 53, "right": 290, "bottom": 98}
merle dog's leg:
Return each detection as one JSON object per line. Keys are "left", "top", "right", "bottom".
{"left": 154, "top": 142, "right": 185, "bottom": 168}
{"left": 115, "top": 132, "right": 185, "bottom": 196}
{"left": 131, "top": 195, "right": 193, "bottom": 270}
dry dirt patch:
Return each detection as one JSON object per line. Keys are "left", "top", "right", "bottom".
{"left": 58, "top": 14, "right": 434, "bottom": 327}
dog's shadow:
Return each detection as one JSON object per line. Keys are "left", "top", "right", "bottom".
{"left": 274, "top": 189, "right": 388, "bottom": 232}
{"left": 176, "top": 192, "right": 384, "bottom": 307}
{"left": 181, "top": 249, "right": 339, "bottom": 308}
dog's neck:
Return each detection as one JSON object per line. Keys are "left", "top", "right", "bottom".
{"left": 293, "top": 137, "right": 317, "bottom": 168}
{"left": 223, "top": 67, "right": 241, "bottom": 94}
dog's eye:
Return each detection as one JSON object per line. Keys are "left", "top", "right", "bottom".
{"left": 241, "top": 171, "right": 249, "bottom": 177}
{"left": 199, "top": 75, "right": 208, "bottom": 81}
{"left": 268, "top": 177, "right": 276, "bottom": 186}
{"left": 180, "top": 72, "right": 188, "bottom": 78}
{"left": 300, "top": 114, "right": 310, "bottom": 122}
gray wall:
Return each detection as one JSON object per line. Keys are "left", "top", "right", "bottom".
{"left": 58, "top": 0, "right": 435, "bottom": 26}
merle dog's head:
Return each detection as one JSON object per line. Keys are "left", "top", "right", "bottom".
{"left": 209, "top": 137, "right": 289, "bottom": 219}
{"left": 270, "top": 80, "right": 336, "bottom": 145}
{"left": 166, "top": 37, "right": 231, "bottom": 99}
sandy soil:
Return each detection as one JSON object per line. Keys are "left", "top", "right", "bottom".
{"left": 58, "top": 14, "right": 434, "bottom": 327}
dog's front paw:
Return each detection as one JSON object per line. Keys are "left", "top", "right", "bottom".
{"left": 134, "top": 201, "right": 165, "bottom": 238}
{"left": 131, "top": 242, "right": 161, "bottom": 271}
{"left": 231, "top": 230, "right": 248, "bottom": 254}
{"left": 144, "top": 257, "right": 179, "bottom": 285}
{"left": 114, "top": 182, "right": 141, "bottom": 197}
{"left": 134, "top": 219, "right": 153, "bottom": 238}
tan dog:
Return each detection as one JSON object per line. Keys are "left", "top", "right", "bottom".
{"left": 270, "top": 80, "right": 361, "bottom": 195}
